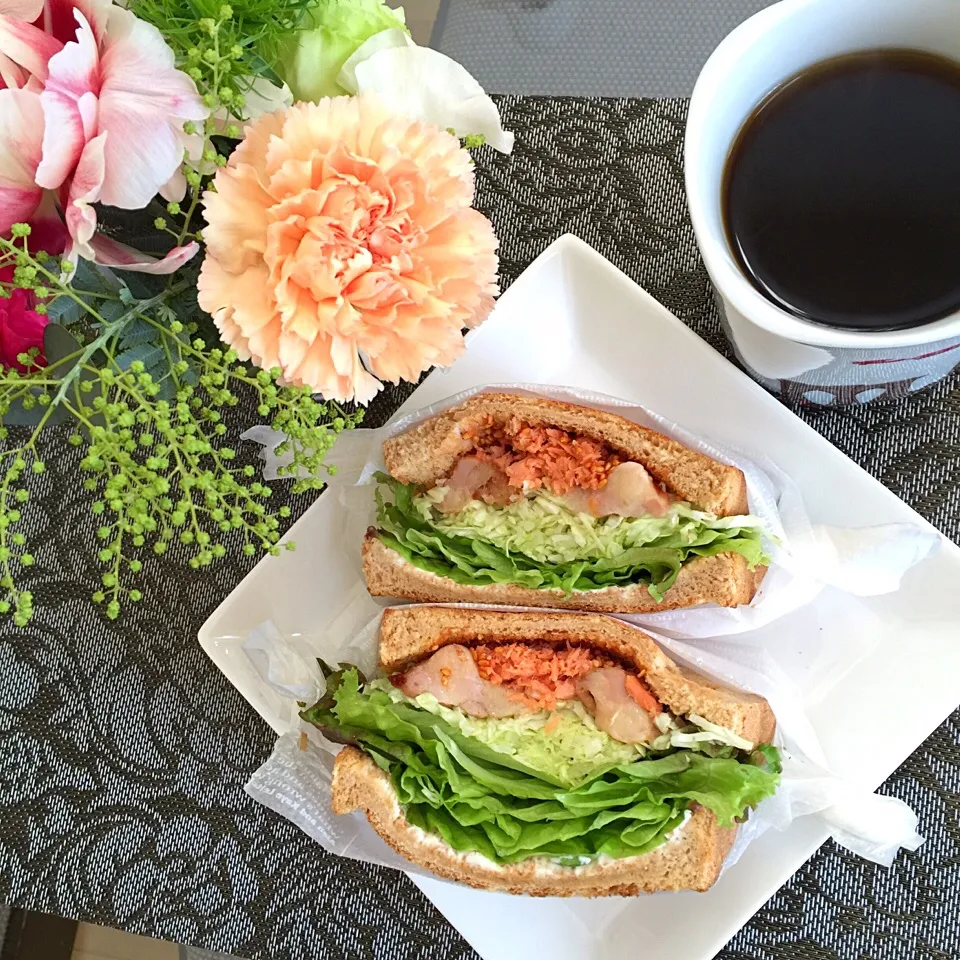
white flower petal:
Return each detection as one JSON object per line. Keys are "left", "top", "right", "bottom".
{"left": 238, "top": 75, "right": 293, "bottom": 122}
{"left": 240, "top": 426, "right": 295, "bottom": 481}
{"left": 351, "top": 44, "right": 514, "bottom": 153}
{"left": 336, "top": 26, "right": 413, "bottom": 93}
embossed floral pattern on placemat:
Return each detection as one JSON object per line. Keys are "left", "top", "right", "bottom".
{"left": 0, "top": 96, "right": 958, "bottom": 960}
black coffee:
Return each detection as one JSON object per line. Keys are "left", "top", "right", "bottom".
{"left": 722, "top": 49, "right": 960, "bottom": 331}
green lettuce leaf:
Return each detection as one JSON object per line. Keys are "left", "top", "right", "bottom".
{"left": 374, "top": 473, "right": 768, "bottom": 599}
{"left": 303, "top": 668, "right": 781, "bottom": 866}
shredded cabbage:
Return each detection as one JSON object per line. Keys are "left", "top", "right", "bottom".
{"left": 687, "top": 714, "right": 755, "bottom": 751}
{"left": 368, "top": 678, "right": 757, "bottom": 784}
{"left": 370, "top": 679, "right": 641, "bottom": 783}
{"left": 420, "top": 488, "right": 767, "bottom": 565}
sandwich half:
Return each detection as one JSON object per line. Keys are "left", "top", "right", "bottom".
{"left": 302, "top": 607, "right": 780, "bottom": 896}
{"left": 362, "top": 393, "right": 769, "bottom": 612}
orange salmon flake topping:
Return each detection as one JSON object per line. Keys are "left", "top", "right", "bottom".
{"left": 470, "top": 641, "right": 616, "bottom": 711}
{"left": 464, "top": 416, "right": 620, "bottom": 495}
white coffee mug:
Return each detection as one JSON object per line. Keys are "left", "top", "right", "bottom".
{"left": 685, "top": 0, "right": 960, "bottom": 406}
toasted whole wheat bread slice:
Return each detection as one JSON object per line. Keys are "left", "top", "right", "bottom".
{"left": 383, "top": 393, "right": 749, "bottom": 516}
{"left": 330, "top": 607, "right": 775, "bottom": 895}
{"left": 362, "top": 533, "right": 767, "bottom": 614}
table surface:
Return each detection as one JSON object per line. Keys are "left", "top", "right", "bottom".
{"left": 3, "top": 90, "right": 960, "bottom": 960}
{"left": 430, "top": 0, "right": 774, "bottom": 96}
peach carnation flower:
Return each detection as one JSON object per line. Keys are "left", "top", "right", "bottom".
{"left": 197, "top": 95, "right": 499, "bottom": 403}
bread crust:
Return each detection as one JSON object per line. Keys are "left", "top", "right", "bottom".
{"left": 332, "top": 746, "right": 737, "bottom": 896}
{"left": 383, "top": 393, "right": 749, "bottom": 516}
{"left": 379, "top": 606, "right": 776, "bottom": 745}
{"left": 328, "top": 607, "right": 775, "bottom": 895}
{"left": 363, "top": 532, "right": 767, "bottom": 614}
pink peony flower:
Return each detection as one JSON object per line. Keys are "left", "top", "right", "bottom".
{"left": 197, "top": 95, "right": 499, "bottom": 403}
{"left": 0, "top": 286, "right": 47, "bottom": 371}
{"left": 0, "top": 0, "right": 207, "bottom": 271}
{"left": 0, "top": 203, "right": 67, "bottom": 370}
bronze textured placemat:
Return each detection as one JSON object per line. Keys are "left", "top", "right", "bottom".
{"left": 0, "top": 97, "right": 958, "bottom": 960}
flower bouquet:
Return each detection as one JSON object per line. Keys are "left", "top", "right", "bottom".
{"left": 0, "top": 0, "right": 511, "bottom": 624}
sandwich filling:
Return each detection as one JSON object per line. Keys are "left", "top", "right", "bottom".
{"left": 303, "top": 640, "right": 781, "bottom": 867}
{"left": 374, "top": 416, "right": 769, "bottom": 599}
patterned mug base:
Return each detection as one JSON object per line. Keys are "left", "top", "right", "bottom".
{"left": 773, "top": 376, "right": 937, "bottom": 406}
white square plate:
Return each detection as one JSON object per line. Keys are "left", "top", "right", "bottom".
{"left": 199, "top": 234, "right": 960, "bottom": 960}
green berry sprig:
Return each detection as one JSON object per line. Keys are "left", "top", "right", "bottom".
{"left": 67, "top": 354, "right": 359, "bottom": 618}
{"left": 0, "top": 226, "right": 361, "bottom": 624}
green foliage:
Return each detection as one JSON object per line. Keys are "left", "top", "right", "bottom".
{"left": 131, "top": 0, "right": 309, "bottom": 132}
{"left": 0, "top": 226, "right": 362, "bottom": 625}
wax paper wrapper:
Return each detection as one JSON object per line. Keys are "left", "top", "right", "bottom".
{"left": 245, "top": 382, "right": 938, "bottom": 638}
{"left": 243, "top": 605, "right": 925, "bottom": 882}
